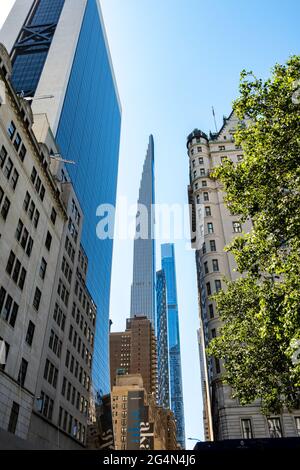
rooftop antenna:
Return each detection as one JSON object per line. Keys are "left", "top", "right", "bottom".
{"left": 212, "top": 106, "right": 218, "bottom": 133}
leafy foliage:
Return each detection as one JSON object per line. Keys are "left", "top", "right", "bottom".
{"left": 207, "top": 57, "right": 300, "bottom": 414}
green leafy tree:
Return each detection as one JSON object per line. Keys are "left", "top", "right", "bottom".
{"left": 207, "top": 56, "right": 300, "bottom": 414}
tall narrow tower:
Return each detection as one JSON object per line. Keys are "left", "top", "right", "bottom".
{"left": 161, "top": 243, "right": 185, "bottom": 449}
{"left": 130, "top": 135, "right": 156, "bottom": 327}
{"left": 0, "top": 0, "right": 122, "bottom": 395}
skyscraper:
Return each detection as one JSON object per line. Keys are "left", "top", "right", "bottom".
{"left": 156, "top": 270, "right": 170, "bottom": 410}
{"left": 187, "top": 114, "right": 300, "bottom": 440}
{"left": 161, "top": 244, "right": 185, "bottom": 449}
{"left": 130, "top": 135, "right": 156, "bottom": 326}
{"left": 0, "top": 0, "right": 122, "bottom": 395}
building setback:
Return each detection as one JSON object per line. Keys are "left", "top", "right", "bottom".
{"left": 187, "top": 112, "right": 300, "bottom": 440}
{"left": 0, "top": 0, "right": 122, "bottom": 395}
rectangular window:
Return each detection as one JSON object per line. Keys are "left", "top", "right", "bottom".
{"left": 39, "top": 258, "right": 47, "bottom": 280}
{"left": 11, "top": 169, "right": 19, "bottom": 190}
{"left": 208, "top": 304, "right": 214, "bottom": 319}
{"left": 0, "top": 146, "right": 7, "bottom": 168}
{"left": 45, "top": 231, "right": 52, "bottom": 251}
{"left": 206, "top": 282, "right": 211, "bottom": 296}
{"left": 8, "top": 121, "right": 16, "bottom": 140}
{"left": 215, "top": 358, "right": 221, "bottom": 374}
{"left": 212, "top": 259, "right": 219, "bottom": 272}
{"left": 215, "top": 280, "right": 222, "bottom": 292}
{"left": 23, "top": 192, "right": 30, "bottom": 211}
{"left": 25, "top": 321, "right": 35, "bottom": 346}
{"left": 268, "top": 418, "right": 283, "bottom": 438}
{"left": 26, "top": 238, "right": 33, "bottom": 257}
{"left": 204, "top": 261, "right": 209, "bottom": 274}
{"left": 17, "top": 358, "right": 28, "bottom": 387}
{"left": 241, "top": 419, "right": 253, "bottom": 439}
{"left": 19, "top": 144, "right": 27, "bottom": 162}
{"left": 3, "top": 158, "right": 13, "bottom": 179}
{"left": 13, "top": 133, "right": 22, "bottom": 151}
{"left": 6, "top": 251, "right": 15, "bottom": 276}
{"left": 205, "top": 206, "right": 211, "bottom": 217}
{"left": 203, "top": 192, "right": 209, "bottom": 202}
{"left": 31, "top": 167, "right": 37, "bottom": 184}
{"left": 202, "top": 180, "right": 207, "bottom": 187}
{"left": 28, "top": 201, "right": 35, "bottom": 220}
{"left": 295, "top": 417, "right": 300, "bottom": 437}
{"left": 1, "top": 197, "right": 11, "bottom": 220}
{"left": 200, "top": 168, "right": 205, "bottom": 176}
{"left": 33, "top": 210, "right": 40, "bottom": 228}
{"left": 18, "top": 268, "right": 26, "bottom": 290}
{"left": 207, "top": 222, "right": 214, "bottom": 234}
{"left": 15, "top": 220, "right": 23, "bottom": 241}
{"left": 51, "top": 208, "right": 57, "bottom": 225}
{"left": 8, "top": 402, "right": 19, "bottom": 434}
{"left": 33, "top": 287, "right": 41, "bottom": 311}
{"left": 210, "top": 240, "right": 216, "bottom": 252}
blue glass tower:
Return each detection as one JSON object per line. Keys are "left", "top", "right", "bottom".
{"left": 156, "top": 270, "right": 170, "bottom": 410}
{"left": 130, "top": 135, "right": 156, "bottom": 327}
{"left": 161, "top": 243, "right": 185, "bottom": 449}
{"left": 1, "top": 0, "right": 121, "bottom": 395}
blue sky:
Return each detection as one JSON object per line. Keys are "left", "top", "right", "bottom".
{"left": 1, "top": 0, "right": 299, "bottom": 449}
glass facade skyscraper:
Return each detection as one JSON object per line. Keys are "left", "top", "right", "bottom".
{"left": 156, "top": 270, "right": 170, "bottom": 410}
{"left": 0, "top": 0, "right": 121, "bottom": 395}
{"left": 130, "top": 135, "right": 156, "bottom": 327}
{"left": 161, "top": 243, "right": 185, "bottom": 449}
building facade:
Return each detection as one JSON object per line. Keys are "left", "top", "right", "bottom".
{"left": 187, "top": 113, "right": 300, "bottom": 440}
{"left": 110, "top": 316, "right": 157, "bottom": 399}
{"left": 161, "top": 244, "right": 185, "bottom": 449}
{"left": 111, "top": 374, "right": 178, "bottom": 451}
{"left": 0, "top": 0, "right": 122, "bottom": 395}
{"left": 130, "top": 136, "right": 156, "bottom": 327}
{"left": 156, "top": 270, "right": 170, "bottom": 410}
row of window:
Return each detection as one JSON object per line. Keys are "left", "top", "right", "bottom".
{"left": 65, "top": 350, "right": 91, "bottom": 392}
{"left": 0, "top": 146, "right": 19, "bottom": 190}
{"left": 23, "top": 191, "right": 40, "bottom": 228}
{"left": 58, "top": 406, "right": 86, "bottom": 444}
{"left": 71, "top": 198, "right": 81, "bottom": 226}
{"left": 74, "top": 280, "right": 95, "bottom": 324}
{"left": 204, "top": 259, "right": 219, "bottom": 274}
{"left": 78, "top": 249, "right": 87, "bottom": 275}
{"left": 61, "top": 377, "right": 89, "bottom": 416}
{"left": 68, "top": 218, "right": 78, "bottom": 244}
{"left": 30, "top": 166, "right": 45, "bottom": 202}
{"left": 49, "top": 329, "right": 62, "bottom": 359}
{"left": 71, "top": 302, "right": 94, "bottom": 346}
{"left": 241, "top": 417, "right": 300, "bottom": 439}
{"left": 190, "top": 145, "right": 203, "bottom": 155}
{"left": 57, "top": 278, "right": 69, "bottom": 308}
{"left": 206, "top": 279, "right": 222, "bottom": 296}
{"left": 68, "top": 325, "right": 92, "bottom": 369}
{"left": 0, "top": 286, "right": 19, "bottom": 328}
{"left": 61, "top": 256, "right": 73, "bottom": 285}
{"left": 6, "top": 251, "right": 27, "bottom": 291}
{"left": 7, "top": 121, "right": 27, "bottom": 161}
{"left": 0, "top": 186, "right": 11, "bottom": 220}
{"left": 15, "top": 219, "right": 34, "bottom": 257}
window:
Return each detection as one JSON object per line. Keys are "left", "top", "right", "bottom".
{"left": 295, "top": 417, "right": 300, "bottom": 437}
{"left": 3, "top": 158, "right": 13, "bottom": 179}
{"left": 202, "top": 180, "right": 207, "bottom": 187}
{"left": 192, "top": 160, "right": 195, "bottom": 168}
{"left": 268, "top": 418, "right": 283, "bottom": 438}
{"left": 45, "top": 231, "right": 52, "bottom": 251}
{"left": 18, "top": 268, "right": 26, "bottom": 290}
{"left": 14, "top": 133, "right": 22, "bottom": 151}
{"left": 205, "top": 206, "right": 211, "bottom": 217}
{"left": 211, "top": 328, "right": 217, "bottom": 338}
{"left": 40, "top": 258, "right": 47, "bottom": 280}
{"left": 0, "top": 145, "right": 7, "bottom": 168}
{"left": 51, "top": 208, "right": 57, "bottom": 225}
{"left": 210, "top": 240, "right": 216, "bottom": 252}
{"left": 7, "top": 402, "right": 19, "bottom": 434}
{"left": 199, "top": 157, "right": 203, "bottom": 164}
{"left": 241, "top": 419, "right": 253, "bottom": 439}
{"left": 17, "top": 358, "right": 28, "bottom": 387}
{"left": 237, "top": 155, "right": 243, "bottom": 162}
{"left": 40, "top": 391, "right": 54, "bottom": 421}
{"left": 11, "top": 169, "right": 19, "bottom": 190}
{"left": 221, "top": 156, "right": 228, "bottom": 164}
{"left": 207, "top": 222, "right": 214, "bottom": 234}
{"left": 202, "top": 242, "right": 206, "bottom": 254}
{"left": 6, "top": 251, "right": 15, "bottom": 275}
{"left": 233, "top": 221, "right": 242, "bottom": 233}
{"left": 33, "top": 287, "right": 41, "bottom": 311}
{"left": 215, "top": 358, "right": 221, "bottom": 374}
{"left": 203, "top": 192, "right": 209, "bottom": 202}
{"left": 44, "top": 359, "right": 58, "bottom": 389}
{"left": 206, "top": 282, "right": 211, "bottom": 296}
{"left": 212, "top": 259, "right": 219, "bottom": 272}
{"left": 193, "top": 170, "right": 197, "bottom": 178}
{"left": 218, "top": 145, "right": 225, "bottom": 151}
{"left": 208, "top": 304, "right": 214, "bottom": 319}
{"left": 26, "top": 238, "right": 33, "bottom": 257}
{"left": 40, "top": 185, "right": 45, "bottom": 201}
{"left": 204, "top": 262, "right": 209, "bottom": 274}
{"left": 1, "top": 197, "right": 10, "bottom": 220}
{"left": 12, "top": 259, "right": 21, "bottom": 284}
{"left": 8, "top": 121, "right": 16, "bottom": 140}
{"left": 33, "top": 210, "right": 40, "bottom": 228}
{"left": 197, "top": 146, "right": 202, "bottom": 153}
{"left": 200, "top": 168, "right": 205, "bottom": 176}
{"left": 215, "top": 280, "right": 222, "bottom": 292}
{"left": 19, "top": 144, "right": 27, "bottom": 162}
{"left": 23, "top": 192, "right": 30, "bottom": 211}
{"left": 31, "top": 167, "right": 37, "bottom": 184}
{"left": 0, "top": 336, "right": 10, "bottom": 371}
{"left": 28, "top": 201, "right": 35, "bottom": 220}
{"left": 25, "top": 321, "right": 35, "bottom": 346}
